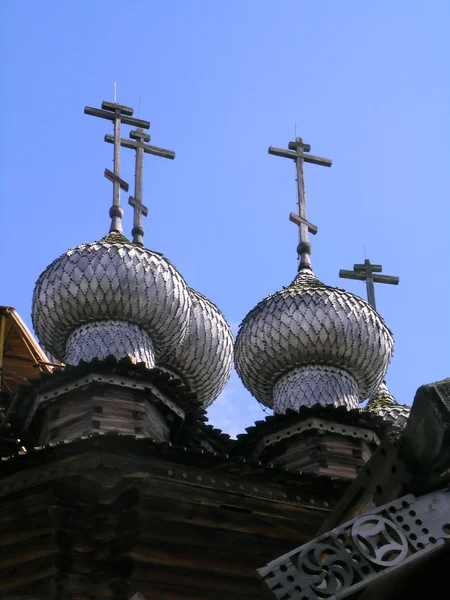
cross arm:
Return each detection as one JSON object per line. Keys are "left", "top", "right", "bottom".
{"left": 105, "top": 135, "right": 175, "bottom": 159}
{"left": 268, "top": 146, "right": 332, "bottom": 167}
{"left": 304, "top": 153, "right": 332, "bottom": 167}
{"left": 354, "top": 263, "right": 382, "bottom": 273}
{"left": 289, "top": 212, "right": 318, "bottom": 235}
{"left": 104, "top": 168, "right": 129, "bottom": 192}
{"left": 130, "top": 129, "right": 151, "bottom": 142}
{"left": 339, "top": 269, "right": 367, "bottom": 281}
{"left": 340, "top": 270, "right": 399, "bottom": 285}
{"left": 101, "top": 100, "right": 134, "bottom": 116}
{"left": 84, "top": 107, "right": 150, "bottom": 129}
{"left": 372, "top": 274, "right": 399, "bottom": 285}
{"left": 288, "top": 140, "right": 311, "bottom": 152}
{"left": 268, "top": 146, "right": 298, "bottom": 160}
{"left": 129, "top": 196, "right": 148, "bottom": 216}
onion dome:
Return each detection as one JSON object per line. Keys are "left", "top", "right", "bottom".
{"left": 234, "top": 269, "right": 394, "bottom": 413}
{"left": 32, "top": 231, "right": 192, "bottom": 369}
{"left": 161, "top": 289, "right": 233, "bottom": 406}
{"left": 365, "top": 381, "right": 410, "bottom": 429}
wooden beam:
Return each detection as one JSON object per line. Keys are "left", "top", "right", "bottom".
{"left": 288, "top": 140, "right": 311, "bottom": 152}
{"left": 84, "top": 106, "right": 150, "bottom": 129}
{"left": 372, "top": 274, "right": 400, "bottom": 285}
{"left": 105, "top": 134, "right": 176, "bottom": 159}
{"left": 354, "top": 263, "right": 382, "bottom": 273}
{"left": 130, "top": 129, "right": 151, "bottom": 142}
{"left": 101, "top": 100, "right": 134, "bottom": 116}
{"left": 289, "top": 212, "right": 318, "bottom": 235}
{"left": 104, "top": 168, "right": 129, "bottom": 191}
{"left": 339, "top": 269, "right": 367, "bottom": 281}
{"left": 0, "top": 313, "right": 5, "bottom": 390}
{"left": 341, "top": 270, "right": 399, "bottom": 285}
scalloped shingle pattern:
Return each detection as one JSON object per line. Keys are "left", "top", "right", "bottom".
{"left": 32, "top": 233, "right": 192, "bottom": 363}
{"left": 162, "top": 289, "right": 234, "bottom": 407}
{"left": 365, "top": 382, "right": 410, "bottom": 429}
{"left": 370, "top": 403, "right": 410, "bottom": 429}
{"left": 66, "top": 320, "right": 155, "bottom": 368}
{"left": 235, "top": 270, "right": 394, "bottom": 407}
{"left": 273, "top": 365, "right": 359, "bottom": 413}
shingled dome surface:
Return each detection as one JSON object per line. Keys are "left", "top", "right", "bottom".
{"left": 162, "top": 289, "right": 234, "bottom": 407}
{"left": 32, "top": 232, "right": 192, "bottom": 362}
{"left": 234, "top": 269, "right": 394, "bottom": 407}
{"left": 365, "top": 381, "right": 410, "bottom": 429}
{"left": 32, "top": 231, "right": 234, "bottom": 407}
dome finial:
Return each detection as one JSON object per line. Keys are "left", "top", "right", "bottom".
{"left": 105, "top": 123, "right": 175, "bottom": 246}
{"left": 268, "top": 137, "right": 332, "bottom": 271}
{"left": 339, "top": 258, "right": 399, "bottom": 310}
{"left": 84, "top": 100, "right": 150, "bottom": 234}
{"left": 340, "top": 256, "right": 400, "bottom": 411}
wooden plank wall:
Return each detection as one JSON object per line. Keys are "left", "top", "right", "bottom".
{"left": 0, "top": 454, "right": 339, "bottom": 599}
{"left": 129, "top": 468, "right": 333, "bottom": 599}
{"left": 39, "top": 385, "right": 169, "bottom": 445}
{"left": 270, "top": 432, "right": 375, "bottom": 479}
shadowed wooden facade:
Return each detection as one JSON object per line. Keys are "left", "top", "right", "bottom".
{"left": 0, "top": 330, "right": 394, "bottom": 600}
{"left": 258, "top": 379, "right": 450, "bottom": 600}
{"left": 1, "top": 431, "right": 350, "bottom": 599}
{"left": 0, "top": 306, "right": 55, "bottom": 459}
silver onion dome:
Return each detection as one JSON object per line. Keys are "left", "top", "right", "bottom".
{"left": 365, "top": 381, "right": 410, "bottom": 429}
{"left": 234, "top": 269, "right": 394, "bottom": 412}
{"left": 161, "top": 289, "right": 234, "bottom": 406}
{"left": 32, "top": 232, "right": 192, "bottom": 366}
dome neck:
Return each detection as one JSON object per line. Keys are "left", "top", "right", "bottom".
{"left": 273, "top": 365, "right": 360, "bottom": 413}
{"left": 290, "top": 268, "right": 322, "bottom": 287}
{"left": 367, "top": 381, "right": 397, "bottom": 407}
{"left": 65, "top": 320, "right": 155, "bottom": 368}
{"left": 298, "top": 249, "right": 313, "bottom": 271}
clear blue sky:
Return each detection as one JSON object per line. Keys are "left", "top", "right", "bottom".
{"left": 1, "top": 1, "right": 449, "bottom": 437}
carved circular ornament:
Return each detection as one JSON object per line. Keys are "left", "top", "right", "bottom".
{"left": 351, "top": 515, "right": 409, "bottom": 567}
{"left": 298, "top": 543, "right": 354, "bottom": 596}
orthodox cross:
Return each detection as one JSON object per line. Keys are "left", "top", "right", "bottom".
{"left": 84, "top": 100, "right": 150, "bottom": 233}
{"left": 268, "top": 137, "right": 332, "bottom": 271}
{"left": 105, "top": 125, "right": 175, "bottom": 245}
{"left": 339, "top": 258, "right": 399, "bottom": 309}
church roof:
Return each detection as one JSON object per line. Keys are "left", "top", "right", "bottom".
{"left": 0, "top": 306, "right": 53, "bottom": 397}
{"left": 0, "top": 429, "right": 347, "bottom": 506}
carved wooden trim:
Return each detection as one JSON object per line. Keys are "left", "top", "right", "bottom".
{"left": 259, "top": 490, "right": 450, "bottom": 599}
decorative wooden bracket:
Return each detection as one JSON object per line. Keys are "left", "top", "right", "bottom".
{"left": 258, "top": 489, "right": 450, "bottom": 599}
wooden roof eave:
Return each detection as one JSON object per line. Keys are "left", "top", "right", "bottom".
{"left": 1, "top": 306, "right": 58, "bottom": 401}
{"left": 3, "top": 307, "right": 54, "bottom": 371}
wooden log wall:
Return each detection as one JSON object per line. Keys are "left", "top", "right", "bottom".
{"left": 0, "top": 447, "right": 344, "bottom": 599}
{"left": 38, "top": 385, "right": 169, "bottom": 445}
{"left": 0, "top": 485, "right": 54, "bottom": 598}
{"left": 270, "top": 431, "right": 375, "bottom": 479}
